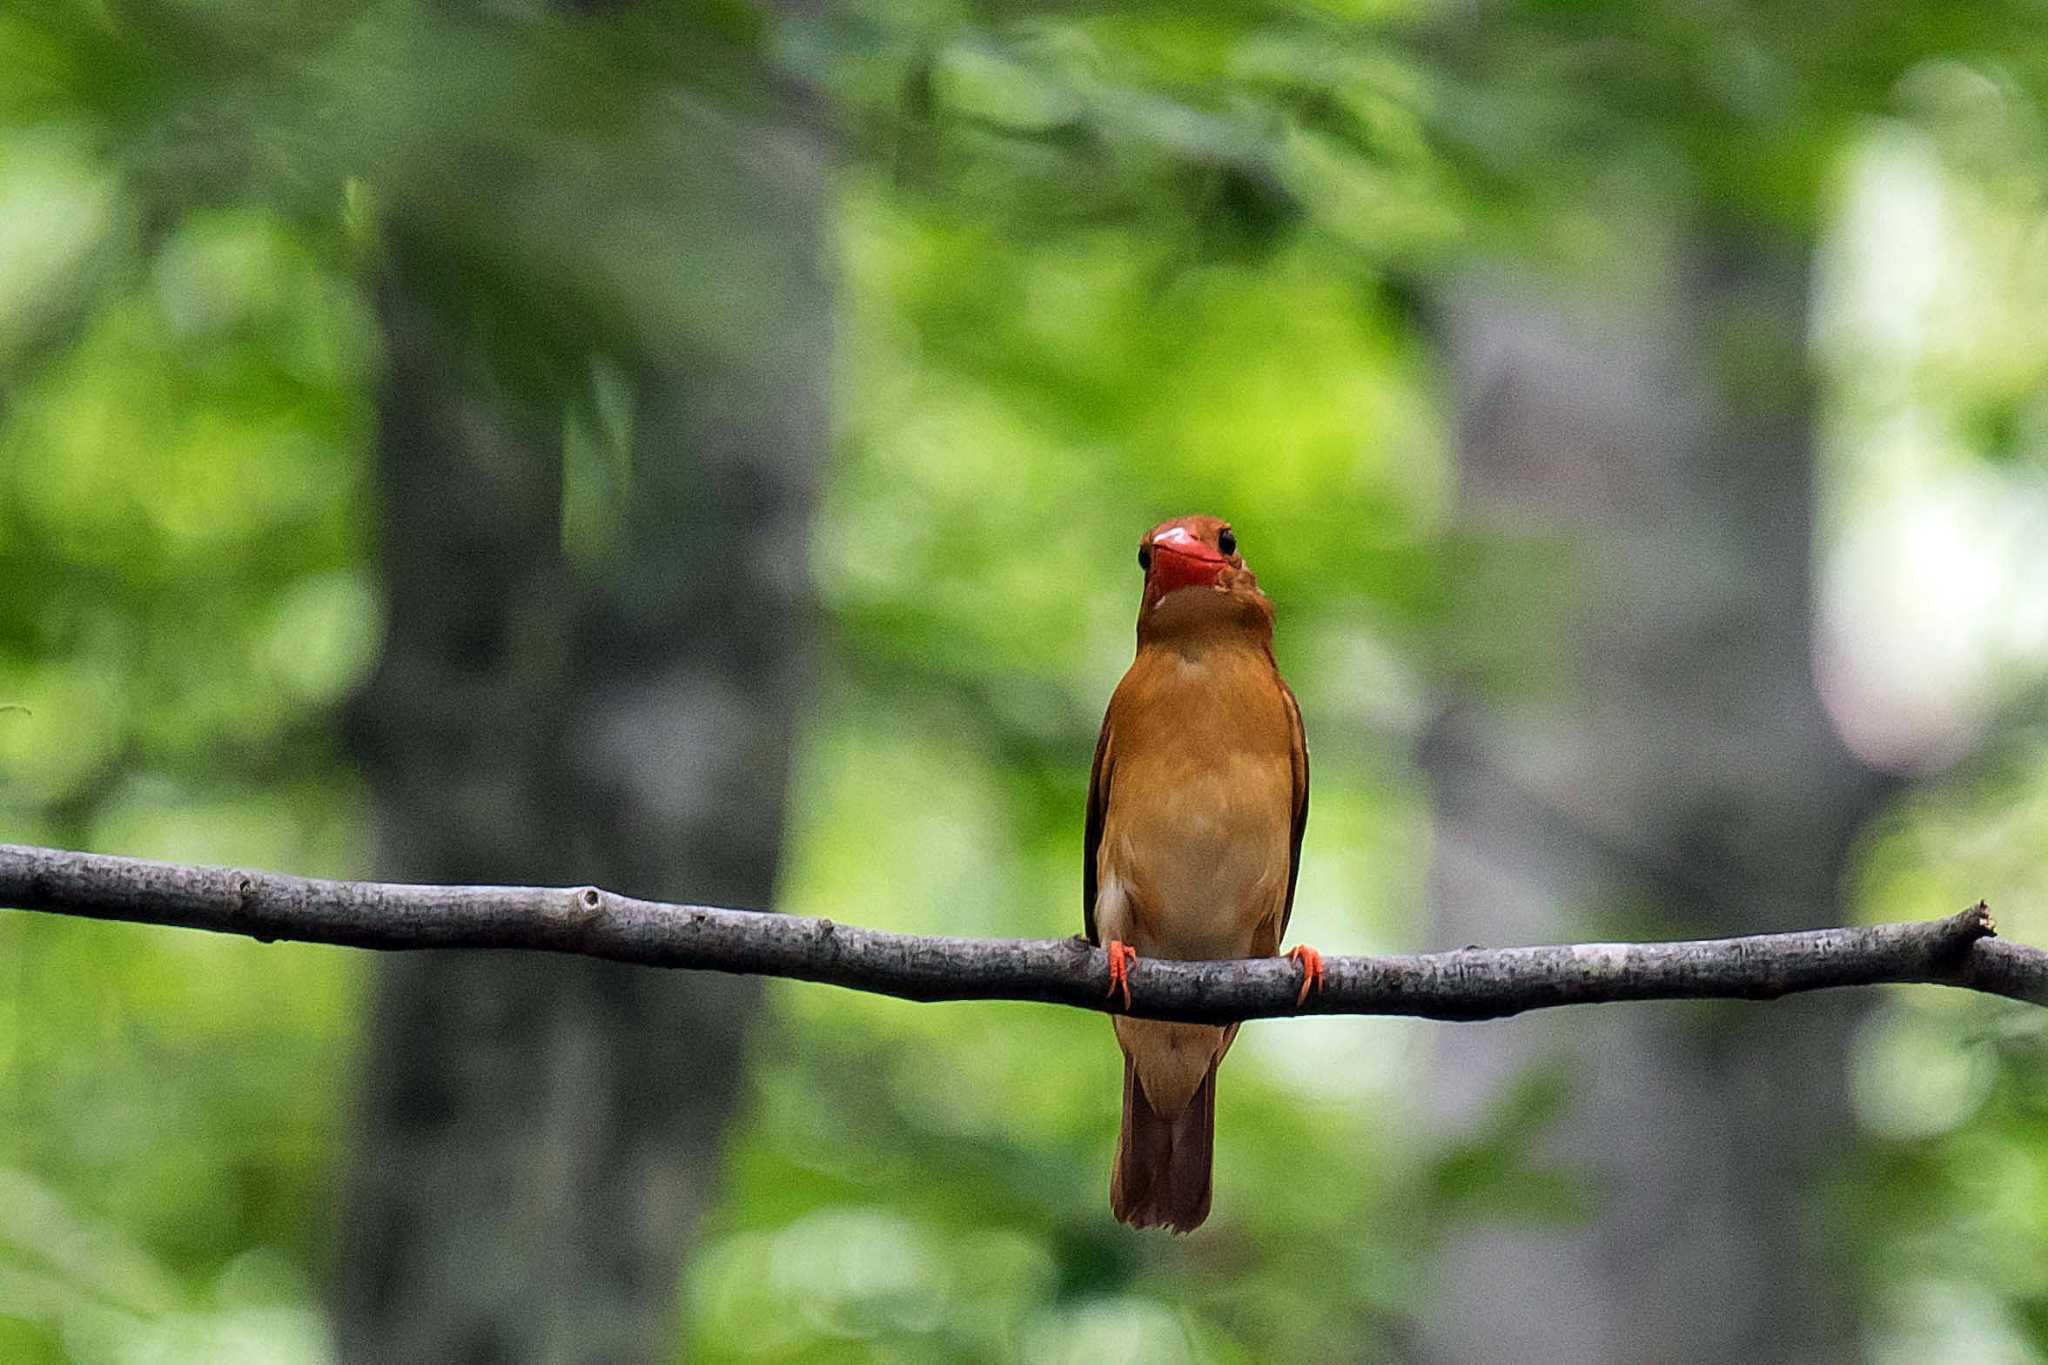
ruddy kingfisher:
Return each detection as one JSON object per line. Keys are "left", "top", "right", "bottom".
{"left": 1084, "top": 514, "right": 1318, "bottom": 1232}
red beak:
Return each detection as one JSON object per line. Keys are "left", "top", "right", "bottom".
{"left": 1146, "top": 530, "right": 1230, "bottom": 598}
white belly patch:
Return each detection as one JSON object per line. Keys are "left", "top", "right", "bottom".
{"left": 1094, "top": 868, "right": 1135, "bottom": 948}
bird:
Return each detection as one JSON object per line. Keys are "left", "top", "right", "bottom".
{"left": 1084, "top": 514, "right": 1317, "bottom": 1233}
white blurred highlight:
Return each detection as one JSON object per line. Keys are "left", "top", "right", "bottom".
{"left": 1812, "top": 121, "right": 2048, "bottom": 773}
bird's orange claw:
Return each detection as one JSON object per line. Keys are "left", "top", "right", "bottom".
{"left": 1286, "top": 944, "right": 1325, "bottom": 1008}
{"left": 1105, "top": 939, "right": 1138, "bottom": 1011}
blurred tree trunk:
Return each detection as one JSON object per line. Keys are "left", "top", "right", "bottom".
{"left": 333, "top": 115, "right": 827, "bottom": 1365}
{"left": 1418, "top": 230, "right": 1894, "bottom": 1364}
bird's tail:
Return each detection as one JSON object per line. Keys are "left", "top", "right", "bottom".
{"left": 1111, "top": 1051, "right": 1216, "bottom": 1234}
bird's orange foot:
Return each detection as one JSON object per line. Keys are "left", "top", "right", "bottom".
{"left": 1286, "top": 944, "right": 1325, "bottom": 1008}
{"left": 1104, "top": 939, "right": 1138, "bottom": 1011}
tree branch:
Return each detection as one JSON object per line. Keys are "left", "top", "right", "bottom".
{"left": 4, "top": 842, "right": 2044, "bottom": 1024}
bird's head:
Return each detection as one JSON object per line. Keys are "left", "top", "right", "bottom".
{"left": 1137, "top": 514, "right": 1244, "bottom": 609}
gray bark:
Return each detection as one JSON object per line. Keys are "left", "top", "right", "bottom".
{"left": 329, "top": 125, "right": 827, "bottom": 1365}
{"left": 1420, "top": 234, "right": 1896, "bottom": 1364}
{"left": 7, "top": 845, "right": 2043, "bottom": 1021}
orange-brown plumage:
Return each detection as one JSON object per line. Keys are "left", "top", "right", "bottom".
{"left": 1085, "top": 515, "right": 1310, "bottom": 1232}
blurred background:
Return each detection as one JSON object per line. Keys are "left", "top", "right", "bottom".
{"left": 4, "top": 0, "right": 2048, "bottom": 1361}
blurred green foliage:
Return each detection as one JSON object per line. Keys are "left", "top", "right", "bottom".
{"left": 5, "top": 0, "right": 2048, "bottom": 1361}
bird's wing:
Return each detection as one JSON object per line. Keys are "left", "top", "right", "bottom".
{"left": 1276, "top": 675, "right": 1310, "bottom": 943}
{"left": 1083, "top": 706, "right": 1114, "bottom": 945}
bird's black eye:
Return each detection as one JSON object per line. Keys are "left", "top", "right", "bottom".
{"left": 1137, "top": 546, "right": 1152, "bottom": 572}
{"left": 1218, "top": 528, "right": 1237, "bottom": 556}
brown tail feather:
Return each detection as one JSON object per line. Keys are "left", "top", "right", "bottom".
{"left": 1111, "top": 1053, "right": 1216, "bottom": 1233}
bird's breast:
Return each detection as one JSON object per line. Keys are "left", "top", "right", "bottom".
{"left": 1094, "top": 647, "right": 1297, "bottom": 961}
